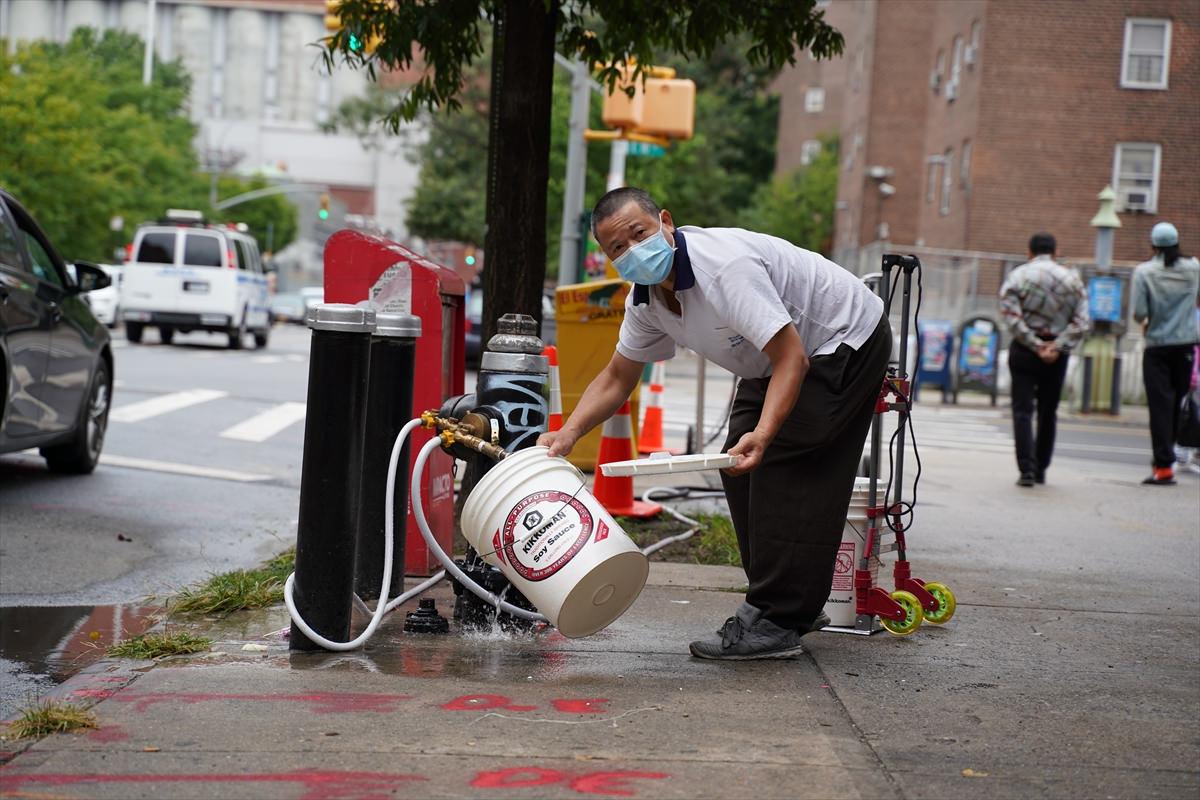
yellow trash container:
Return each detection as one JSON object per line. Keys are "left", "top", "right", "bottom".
{"left": 555, "top": 279, "right": 640, "bottom": 472}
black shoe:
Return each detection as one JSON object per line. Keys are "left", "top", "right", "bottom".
{"left": 1017, "top": 473, "right": 1036, "bottom": 487}
{"left": 1035, "top": 471, "right": 1046, "bottom": 485}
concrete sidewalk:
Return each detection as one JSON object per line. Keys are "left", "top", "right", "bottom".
{"left": 2, "top": 444, "right": 1198, "bottom": 799}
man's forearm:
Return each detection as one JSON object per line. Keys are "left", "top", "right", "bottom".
{"left": 754, "top": 354, "right": 807, "bottom": 442}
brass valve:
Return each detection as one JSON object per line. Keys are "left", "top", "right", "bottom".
{"left": 420, "top": 410, "right": 508, "bottom": 462}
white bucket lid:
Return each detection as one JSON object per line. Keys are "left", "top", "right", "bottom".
{"left": 599, "top": 451, "right": 739, "bottom": 477}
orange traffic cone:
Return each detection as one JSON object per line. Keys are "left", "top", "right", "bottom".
{"left": 638, "top": 361, "right": 679, "bottom": 455}
{"left": 593, "top": 401, "right": 662, "bottom": 518}
{"left": 544, "top": 345, "right": 563, "bottom": 432}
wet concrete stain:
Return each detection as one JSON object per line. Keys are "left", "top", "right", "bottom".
{"left": 0, "top": 604, "right": 159, "bottom": 719}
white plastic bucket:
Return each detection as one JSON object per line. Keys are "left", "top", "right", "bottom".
{"left": 460, "top": 446, "right": 649, "bottom": 638}
{"left": 823, "top": 514, "right": 879, "bottom": 627}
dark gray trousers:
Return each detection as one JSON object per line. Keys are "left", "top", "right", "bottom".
{"left": 720, "top": 317, "right": 892, "bottom": 630}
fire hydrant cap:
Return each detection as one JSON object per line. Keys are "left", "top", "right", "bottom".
{"left": 306, "top": 303, "right": 377, "bottom": 333}
{"left": 374, "top": 312, "right": 422, "bottom": 339}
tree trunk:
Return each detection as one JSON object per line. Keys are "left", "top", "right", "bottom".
{"left": 481, "top": 0, "right": 558, "bottom": 345}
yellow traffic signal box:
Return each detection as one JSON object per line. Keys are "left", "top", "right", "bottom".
{"left": 640, "top": 78, "right": 695, "bottom": 140}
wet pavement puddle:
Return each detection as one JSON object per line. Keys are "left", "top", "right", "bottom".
{"left": 0, "top": 604, "right": 159, "bottom": 719}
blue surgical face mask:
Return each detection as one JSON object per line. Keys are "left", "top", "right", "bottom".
{"left": 612, "top": 217, "right": 675, "bottom": 285}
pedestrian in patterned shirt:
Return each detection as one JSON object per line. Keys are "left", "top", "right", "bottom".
{"left": 999, "top": 233, "right": 1090, "bottom": 487}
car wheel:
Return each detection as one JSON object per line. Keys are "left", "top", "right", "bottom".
{"left": 159, "top": 325, "right": 175, "bottom": 345}
{"left": 41, "top": 359, "right": 110, "bottom": 474}
{"left": 228, "top": 311, "right": 247, "bottom": 350}
{"left": 126, "top": 322, "right": 144, "bottom": 344}
{"left": 253, "top": 326, "right": 270, "bottom": 350}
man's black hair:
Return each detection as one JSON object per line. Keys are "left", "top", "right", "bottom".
{"left": 1028, "top": 232, "right": 1056, "bottom": 256}
{"left": 591, "top": 187, "right": 660, "bottom": 239}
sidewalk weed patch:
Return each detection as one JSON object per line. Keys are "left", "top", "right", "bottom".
{"left": 6, "top": 700, "right": 97, "bottom": 739}
{"left": 108, "top": 631, "right": 211, "bottom": 659}
{"left": 693, "top": 513, "right": 741, "bottom": 567}
{"left": 170, "top": 548, "right": 295, "bottom": 616}
{"left": 620, "top": 513, "right": 741, "bottom": 567}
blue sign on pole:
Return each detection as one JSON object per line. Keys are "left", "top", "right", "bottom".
{"left": 915, "top": 320, "right": 955, "bottom": 402}
{"left": 1088, "top": 276, "right": 1123, "bottom": 324}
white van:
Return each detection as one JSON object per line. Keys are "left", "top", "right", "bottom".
{"left": 121, "top": 211, "right": 271, "bottom": 349}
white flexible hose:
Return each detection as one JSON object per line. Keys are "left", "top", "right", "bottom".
{"left": 410, "top": 436, "right": 547, "bottom": 622}
{"left": 637, "top": 486, "right": 712, "bottom": 556}
{"left": 284, "top": 417, "right": 425, "bottom": 650}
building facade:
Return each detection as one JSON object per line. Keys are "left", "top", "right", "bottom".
{"left": 777, "top": 0, "right": 1199, "bottom": 274}
{"left": 2, "top": 0, "right": 421, "bottom": 286}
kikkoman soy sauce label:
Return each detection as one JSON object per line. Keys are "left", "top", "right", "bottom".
{"left": 492, "top": 490, "right": 608, "bottom": 581}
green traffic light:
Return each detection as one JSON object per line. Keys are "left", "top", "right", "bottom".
{"left": 465, "top": 255, "right": 476, "bottom": 266}
{"left": 318, "top": 209, "right": 330, "bottom": 220}
{"left": 348, "top": 33, "right": 362, "bottom": 52}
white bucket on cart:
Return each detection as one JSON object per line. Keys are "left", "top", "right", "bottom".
{"left": 823, "top": 514, "right": 880, "bottom": 627}
{"left": 460, "top": 446, "right": 650, "bottom": 638}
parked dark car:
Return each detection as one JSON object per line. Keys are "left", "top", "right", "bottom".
{"left": 465, "top": 288, "right": 556, "bottom": 367}
{"left": 0, "top": 189, "right": 114, "bottom": 473}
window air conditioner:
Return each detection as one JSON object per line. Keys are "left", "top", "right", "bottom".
{"left": 964, "top": 45, "right": 977, "bottom": 66}
{"left": 1121, "top": 190, "right": 1150, "bottom": 212}
{"left": 945, "top": 80, "right": 958, "bottom": 101}
{"left": 929, "top": 71, "right": 942, "bottom": 92}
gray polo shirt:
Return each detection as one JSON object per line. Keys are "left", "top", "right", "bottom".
{"left": 616, "top": 226, "right": 884, "bottom": 379}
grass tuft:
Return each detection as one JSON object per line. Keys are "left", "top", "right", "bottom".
{"left": 108, "top": 631, "right": 211, "bottom": 659}
{"left": 6, "top": 699, "right": 97, "bottom": 739}
{"left": 692, "top": 513, "right": 741, "bottom": 567}
{"left": 169, "top": 548, "right": 295, "bottom": 616}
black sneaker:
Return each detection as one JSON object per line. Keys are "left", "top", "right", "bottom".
{"left": 1017, "top": 473, "right": 1036, "bottom": 487}
{"left": 689, "top": 605, "right": 806, "bottom": 661}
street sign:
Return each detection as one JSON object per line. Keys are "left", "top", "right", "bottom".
{"left": 627, "top": 142, "right": 665, "bottom": 158}
{"left": 1088, "top": 276, "right": 1123, "bottom": 324}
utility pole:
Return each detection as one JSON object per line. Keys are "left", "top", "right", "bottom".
{"left": 142, "top": 0, "right": 156, "bottom": 86}
{"left": 556, "top": 59, "right": 591, "bottom": 287}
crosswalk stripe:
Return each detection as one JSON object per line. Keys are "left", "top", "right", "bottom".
{"left": 109, "top": 389, "right": 228, "bottom": 423}
{"left": 219, "top": 402, "right": 307, "bottom": 442}
{"left": 101, "top": 454, "right": 270, "bottom": 482}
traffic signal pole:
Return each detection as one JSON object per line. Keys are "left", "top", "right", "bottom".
{"left": 557, "top": 59, "right": 592, "bottom": 287}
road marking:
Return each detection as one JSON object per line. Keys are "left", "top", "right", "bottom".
{"left": 219, "top": 402, "right": 307, "bottom": 442}
{"left": 250, "top": 355, "right": 284, "bottom": 364}
{"left": 109, "top": 389, "right": 228, "bottom": 423}
{"left": 100, "top": 454, "right": 270, "bottom": 482}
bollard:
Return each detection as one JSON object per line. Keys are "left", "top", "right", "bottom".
{"left": 355, "top": 312, "right": 421, "bottom": 603}
{"left": 1081, "top": 355, "right": 1094, "bottom": 414}
{"left": 291, "top": 304, "right": 376, "bottom": 651}
{"left": 1110, "top": 354, "right": 1122, "bottom": 416}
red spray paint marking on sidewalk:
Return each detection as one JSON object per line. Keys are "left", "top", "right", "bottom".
{"left": 0, "top": 769, "right": 427, "bottom": 800}
{"left": 471, "top": 767, "right": 670, "bottom": 796}
{"left": 440, "top": 694, "right": 538, "bottom": 712}
{"left": 85, "top": 692, "right": 413, "bottom": 714}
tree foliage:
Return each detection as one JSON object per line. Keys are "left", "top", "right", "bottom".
{"left": 325, "top": 0, "right": 842, "bottom": 339}
{"left": 0, "top": 28, "right": 295, "bottom": 262}
{"left": 327, "top": 0, "right": 842, "bottom": 129}
{"left": 740, "top": 135, "right": 840, "bottom": 255}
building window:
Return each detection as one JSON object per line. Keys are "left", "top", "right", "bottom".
{"left": 960, "top": 140, "right": 972, "bottom": 189}
{"left": 263, "top": 12, "right": 281, "bottom": 121}
{"left": 950, "top": 36, "right": 964, "bottom": 86}
{"left": 940, "top": 148, "right": 954, "bottom": 215}
{"left": 931, "top": 50, "right": 945, "bottom": 93}
{"left": 1121, "top": 19, "right": 1171, "bottom": 89}
{"left": 800, "top": 140, "right": 822, "bottom": 167}
{"left": 969, "top": 20, "right": 982, "bottom": 58}
{"left": 926, "top": 158, "right": 940, "bottom": 203}
{"left": 804, "top": 87, "right": 825, "bottom": 113}
{"left": 1112, "top": 143, "right": 1161, "bottom": 212}
{"left": 209, "top": 7, "right": 228, "bottom": 118}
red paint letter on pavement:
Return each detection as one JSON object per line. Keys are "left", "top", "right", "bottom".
{"left": 569, "top": 771, "right": 671, "bottom": 796}
{"left": 471, "top": 767, "right": 564, "bottom": 789}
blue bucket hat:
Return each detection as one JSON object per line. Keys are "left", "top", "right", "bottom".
{"left": 1151, "top": 222, "right": 1179, "bottom": 247}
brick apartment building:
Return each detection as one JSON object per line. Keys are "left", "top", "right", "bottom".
{"left": 776, "top": 0, "right": 1199, "bottom": 274}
